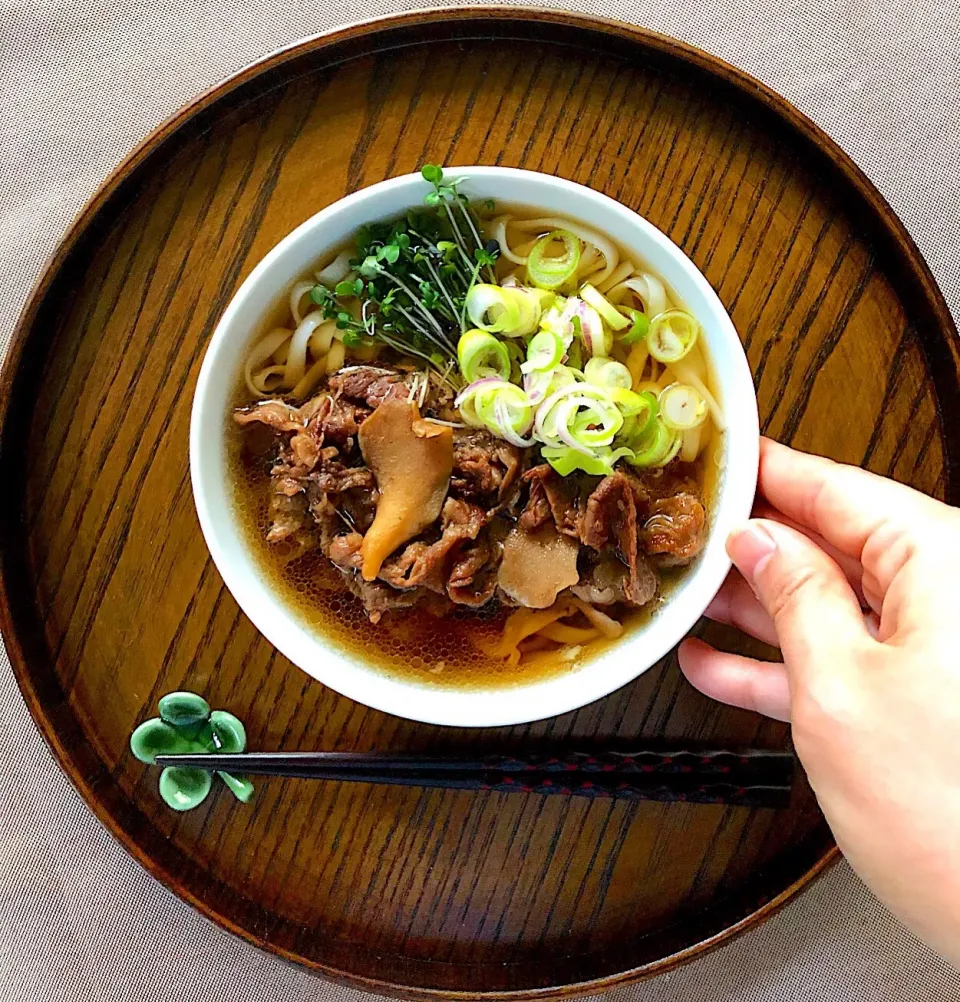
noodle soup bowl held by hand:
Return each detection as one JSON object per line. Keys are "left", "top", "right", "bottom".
{"left": 191, "top": 167, "right": 758, "bottom": 728}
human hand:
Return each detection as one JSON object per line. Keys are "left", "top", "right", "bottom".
{"left": 679, "top": 437, "right": 960, "bottom": 964}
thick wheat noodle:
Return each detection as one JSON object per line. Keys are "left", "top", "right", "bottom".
{"left": 626, "top": 342, "right": 650, "bottom": 388}
{"left": 540, "top": 623, "right": 600, "bottom": 644}
{"left": 325, "top": 340, "right": 346, "bottom": 375}
{"left": 491, "top": 215, "right": 530, "bottom": 264}
{"left": 496, "top": 601, "right": 576, "bottom": 665}
{"left": 244, "top": 326, "right": 292, "bottom": 398}
{"left": 310, "top": 321, "right": 335, "bottom": 357}
{"left": 251, "top": 364, "right": 286, "bottom": 394}
{"left": 517, "top": 634, "right": 556, "bottom": 655}
{"left": 291, "top": 356, "right": 329, "bottom": 400}
{"left": 681, "top": 424, "right": 702, "bottom": 463}
{"left": 572, "top": 599, "right": 624, "bottom": 638}
{"left": 284, "top": 310, "right": 329, "bottom": 389}
{"left": 596, "top": 260, "right": 635, "bottom": 294}
{"left": 669, "top": 357, "right": 725, "bottom": 430}
{"left": 624, "top": 274, "right": 668, "bottom": 317}
{"left": 675, "top": 340, "right": 707, "bottom": 381}
{"left": 576, "top": 244, "right": 602, "bottom": 283}
{"left": 314, "top": 250, "right": 353, "bottom": 287}
{"left": 289, "top": 280, "right": 316, "bottom": 327}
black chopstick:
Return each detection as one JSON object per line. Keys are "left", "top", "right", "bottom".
{"left": 155, "top": 748, "right": 794, "bottom": 809}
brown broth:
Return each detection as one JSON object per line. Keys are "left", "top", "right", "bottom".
{"left": 227, "top": 425, "right": 716, "bottom": 690}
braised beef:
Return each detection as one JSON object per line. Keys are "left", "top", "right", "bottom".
{"left": 329, "top": 366, "right": 411, "bottom": 407}
{"left": 340, "top": 573, "right": 430, "bottom": 624}
{"left": 310, "top": 462, "right": 375, "bottom": 494}
{"left": 234, "top": 369, "right": 709, "bottom": 622}
{"left": 320, "top": 397, "right": 367, "bottom": 448}
{"left": 521, "top": 465, "right": 584, "bottom": 538}
{"left": 377, "top": 499, "right": 487, "bottom": 592}
{"left": 234, "top": 399, "right": 308, "bottom": 433}
{"left": 571, "top": 552, "right": 657, "bottom": 607}
{"left": 447, "top": 534, "right": 500, "bottom": 607}
{"left": 642, "top": 491, "right": 707, "bottom": 565}
{"left": 265, "top": 490, "right": 309, "bottom": 543}
{"left": 451, "top": 429, "right": 523, "bottom": 503}
{"left": 580, "top": 472, "right": 666, "bottom": 608}
{"left": 325, "top": 531, "right": 363, "bottom": 568}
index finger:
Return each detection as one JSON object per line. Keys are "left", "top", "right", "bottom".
{"left": 757, "top": 437, "right": 948, "bottom": 566}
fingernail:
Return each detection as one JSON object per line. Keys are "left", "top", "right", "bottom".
{"left": 727, "top": 522, "right": 777, "bottom": 583}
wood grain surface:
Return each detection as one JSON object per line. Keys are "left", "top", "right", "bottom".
{"left": 1, "top": 9, "right": 957, "bottom": 998}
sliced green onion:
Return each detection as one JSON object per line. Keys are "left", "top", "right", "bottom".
{"left": 504, "top": 338, "right": 525, "bottom": 382}
{"left": 562, "top": 299, "right": 609, "bottom": 357}
{"left": 535, "top": 382, "right": 608, "bottom": 447}
{"left": 610, "top": 387, "right": 657, "bottom": 419}
{"left": 521, "top": 329, "right": 565, "bottom": 374}
{"left": 457, "top": 329, "right": 511, "bottom": 382}
{"left": 659, "top": 382, "right": 708, "bottom": 431}
{"left": 465, "top": 285, "right": 541, "bottom": 337}
{"left": 524, "top": 364, "right": 581, "bottom": 405}
{"left": 558, "top": 395, "right": 623, "bottom": 448}
{"left": 654, "top": 432, "right": 683, "bottom": 466}
{"left": 466, "top": 284, "right": 518, "bottom": 333}
{"left": 647, "top": 309, "right": 700, "bottom": 363}
{"left": 502, "top": 287, "right": 543, "bottom": 336}
{"left": 584, "top": 357, "right": 632, "bottom": 390}
{"left": 542, "top": 445, "right": 634, "bottom": 477}
{"left": 580, "top": 283, "right": 630, "bottom": 330}
{"left": 619, "top": 309, "right": 649, "bottom": 345}
{"left": 455, "top": 378, "right": 534, "bottom": 446}
{"left": 535, "top": 383, "right": 624, "bottom": 456}
{"left": 668, "top": 356, "right": 726, "bottom": 430}
{"left": 610, "top": 389, "right": 658, "bottom": 445}
{"left": 527, "top": 230, "right": 581, "bottom": 290}
{"left": 625, "top": 418, "right": 680, "bottom": 468}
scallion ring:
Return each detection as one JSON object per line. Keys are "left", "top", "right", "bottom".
{"left": 659, "top": 382, "right": 708, "bottom": 431}
{"left": 527, "top": 230, "right": 582, "bottom": 290}
{"left": 619, "top": 309, "right": 650, "bottom": 345}
{"left": 542, "top": 445, "right": 634, "bottom": 477}
{"left": 521, "top": 329, "right": 565, "bottom": 374}
{"left": 457, "top": 329, "right": 511, "bottom": 382}
{"left": 584, "top": 356, "right": 632, "bottom": 390}
{"left": 647, "top": 309, "right": 700, "bottom": 363}
{"left": 626, "top": 419, "right": 680, "bottom": 468}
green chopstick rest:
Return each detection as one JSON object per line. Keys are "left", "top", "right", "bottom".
{"left": 129, "top": 691, "right": 254, "bottom": 811}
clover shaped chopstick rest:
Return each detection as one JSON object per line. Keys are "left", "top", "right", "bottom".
{"left": 130, "top": 692, "right": 254, "bottom": 811}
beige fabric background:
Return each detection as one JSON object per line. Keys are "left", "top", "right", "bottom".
{"left": 2, "top": 1, "right": 959, "bottom": 998}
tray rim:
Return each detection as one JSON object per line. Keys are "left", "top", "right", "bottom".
{"left": 2, "top": 6, "right": 957, "bottom": 997}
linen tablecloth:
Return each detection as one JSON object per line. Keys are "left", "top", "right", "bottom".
{"left": 2, "top": 1, "right": 959, "bottom": 998}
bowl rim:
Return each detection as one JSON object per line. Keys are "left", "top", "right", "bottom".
{"left": 190, "top": 164, "right": 760, "bottom": 727}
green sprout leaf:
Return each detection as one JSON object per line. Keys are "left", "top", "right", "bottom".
{"left": 309, "top": 284, "right": 333, "bottom": 306}
{"left": 421, "top": 164, "right": 443, "bottom": 184}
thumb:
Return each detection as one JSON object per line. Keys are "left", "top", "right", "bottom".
{"left": 727, "top": 519, "right": 870, "bottom": 680}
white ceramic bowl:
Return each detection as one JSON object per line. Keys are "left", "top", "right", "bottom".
{"left": 190, "top": 167, "right": 759, "bottom": 728}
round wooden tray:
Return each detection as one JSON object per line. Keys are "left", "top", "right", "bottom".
{"left": 2, "top": 8, "right": 957, "bottom": 998}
